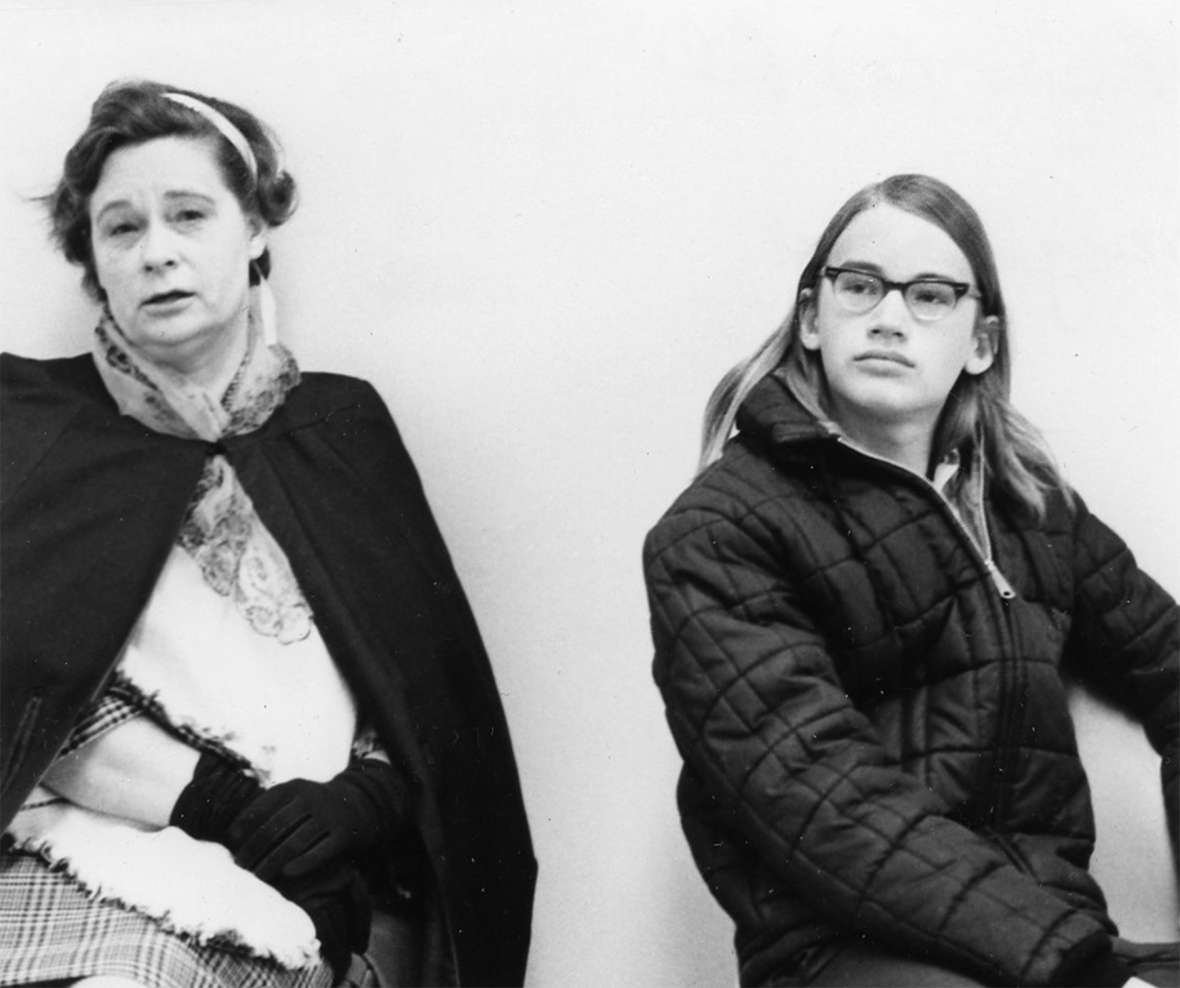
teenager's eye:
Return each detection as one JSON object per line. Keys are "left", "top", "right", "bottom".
{"left": 842, "top": 275, "right": 880, "bottom": 297}
{"left": 911, "top": 284, "right": 954, "bottom": 308}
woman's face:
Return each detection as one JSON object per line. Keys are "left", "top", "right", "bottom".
{"left": 89, "top": 135, "right": 267, "bottom": 379}
{"left": 800, "top": 202, "right": 994, "bottom": 441}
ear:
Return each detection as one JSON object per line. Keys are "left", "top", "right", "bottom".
{"left": 964, "top": 315, "right": 999, "bottom": 376}
{"left": 246, "top": 215, "right": 269, "bottom": 262}
{"left": 798, "top": 288, "right": 822, "bottom": 351}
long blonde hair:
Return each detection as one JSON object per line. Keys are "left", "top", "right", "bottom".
{"left": 701, "top": 174, "right": 1067, "bottom": 519}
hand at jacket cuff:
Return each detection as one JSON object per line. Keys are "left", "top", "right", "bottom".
{"left": 1056, "top": 934, "right": 1135, "bottom": 988}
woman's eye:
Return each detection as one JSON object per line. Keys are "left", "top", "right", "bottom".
{"left": 106, "top": 221, "right": 138, "bottom": 237}
{"left": 175, "top": 209, "right": 206, "bottom": 223}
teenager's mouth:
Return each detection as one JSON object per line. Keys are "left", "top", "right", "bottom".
{"left": 855, "top": 350, "right": 914, "bottom": 368}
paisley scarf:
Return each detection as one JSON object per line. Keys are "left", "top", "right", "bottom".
{"left": 92, "top": 301, "right": 312, "bottom": 644}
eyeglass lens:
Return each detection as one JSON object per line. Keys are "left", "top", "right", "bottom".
{"left": 832, "top": 270, "right": 959, "bottom": 321}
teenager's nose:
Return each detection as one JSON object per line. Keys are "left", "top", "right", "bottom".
{"left": 868, "top": 286, "right": 909, "bottom": 337}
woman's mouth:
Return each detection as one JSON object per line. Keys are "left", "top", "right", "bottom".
{"left": 141, "top": 290, "right": 194, "bottom": 309}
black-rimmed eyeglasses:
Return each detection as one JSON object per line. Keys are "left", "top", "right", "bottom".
{"left": 822, "top": 267, "right": 980, "bottom": 323}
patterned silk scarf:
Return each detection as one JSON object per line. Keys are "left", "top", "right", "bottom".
{"left": 92, "top": 300, "right": 314, "bottom": 644}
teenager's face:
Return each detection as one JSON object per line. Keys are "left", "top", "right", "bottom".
{"left": 89, "top": 136, "right": 267, "bottom": 377}
{"left": 800, "top": 203, "right": 994, "bottom": 440}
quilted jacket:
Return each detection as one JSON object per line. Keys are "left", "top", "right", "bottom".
{"left": 644, "top": 370, "right": 1178, "bottom": 987}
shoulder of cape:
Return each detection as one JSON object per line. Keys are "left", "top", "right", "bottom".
{"left": 275, "top": 369, "right": 388, "bottom": 428}
{"left": 1, "top": 353, "right": 111, "bottom": 499}
{"left": 2, "top": 351, "right": 105, "bottom": 405}
{"left": 0, "top": 354, "right": 399, "bottom": 447}
{"left": 0, "top": 352, "right": 393, "bottom": 423}
{"left": 0, "top": 355, "right": 414, "bottom": 504}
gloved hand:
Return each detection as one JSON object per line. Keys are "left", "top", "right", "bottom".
{"left": 170, "top": 748, "right": 261, "bottom": 844}
{"left": 227, "top": 758, "right": 409, "bottom": 882}
{"left": 171, "top": 752, "right": 374, "bottom": 985}
{"left": 274, "top": 860, "right": 371, "bottom": 985}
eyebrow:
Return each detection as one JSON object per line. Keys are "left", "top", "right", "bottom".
{"left": 93, "top": 190, "right": 217, "bottom": 223}
{"left": 835, "top": 260, "right": 967, "bottom": 283}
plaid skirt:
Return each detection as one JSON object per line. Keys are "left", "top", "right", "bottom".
{"left": 0, "top": 851, "right": 333, "bottom": 988}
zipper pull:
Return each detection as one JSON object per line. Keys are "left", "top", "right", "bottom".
{"left": 985, "top": 558, "right": 1017, "bottom": 600}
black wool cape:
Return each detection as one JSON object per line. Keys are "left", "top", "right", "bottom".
{"left": 0, "top": 352, "right": 537, "bottom": 987}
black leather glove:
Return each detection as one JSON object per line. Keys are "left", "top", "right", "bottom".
{"left": 274, "top": 861, "right": 371, "bottom": 985}
{"left": 170, "top": 749, "right": 261, "bottom": 844}
{"left": 227, "top": 758, "right": 410, "bottom": 881}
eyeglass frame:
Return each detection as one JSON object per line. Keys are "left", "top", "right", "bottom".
{"left": 821, "top": 266, "right": 981, "bottom": 322}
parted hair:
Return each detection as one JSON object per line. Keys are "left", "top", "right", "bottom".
{"left": 44, "top": 79, "right": 298, "bottom": 300}
{"left": 700, "top": 174, "right": 1068, "bottom": 519}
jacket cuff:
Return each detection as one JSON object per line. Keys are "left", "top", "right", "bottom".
{"left": 1054, "top": 932, "right": 1134, "bottom": 987}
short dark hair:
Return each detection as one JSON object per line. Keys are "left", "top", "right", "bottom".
{"left": 45, "top": 79, "right": 298, "bottom": 299}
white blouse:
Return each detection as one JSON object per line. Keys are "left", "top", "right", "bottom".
{"left": 5, "top": 543, "right": 361, "bottom": 968}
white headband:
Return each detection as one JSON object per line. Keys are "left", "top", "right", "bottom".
{"left": 162, "top": 91, "right": 258, "bottom": 180}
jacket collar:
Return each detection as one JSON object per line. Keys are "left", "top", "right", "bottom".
{"left": 735, "top": 365, "right": 986, "bottom": 496}
{"left": 734, "top": 368, "right": 839, "bottom": 448}
{"left": 737, "top": 367, "right": 994, "bottom": 558}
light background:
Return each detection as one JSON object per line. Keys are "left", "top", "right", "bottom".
{"left": 1, "top": 2, "right": 1176, "bottom": 985}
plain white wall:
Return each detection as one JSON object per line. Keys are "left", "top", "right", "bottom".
{"left": 1, "top": 2, "right": 1176, "bottom": 984}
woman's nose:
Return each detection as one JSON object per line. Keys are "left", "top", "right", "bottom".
{"left": 139, "top": 222, "right": 179, "bottom": 271}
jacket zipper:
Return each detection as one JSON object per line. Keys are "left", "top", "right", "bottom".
{"left": 983, "top": 557, "right": 1017, "bottom": 600}
{"left": 834, "top": 438, "right": 1016, "bottom": 600}
{"left": 833, "top": 439, "right": 1023, "bottom": 825}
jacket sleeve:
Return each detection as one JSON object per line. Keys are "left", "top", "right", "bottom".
{"left": 644, "top": 498, "right": 1118, "bottom": 988}
{"left": 1063, "top": 495, "right": 1180, "bottom": 869}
